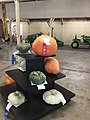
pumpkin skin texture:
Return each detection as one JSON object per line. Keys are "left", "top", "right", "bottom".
{"left": 8, "top": 91, "right": 25, "bottom": 107}
{"left": 29, "top": 71, "right": 46, "bottom": 85}
{"left": 5, "top": 73, "right": 15, "bottom": 84}
{"left": 32, "top": 35, "right": 57, "bottom": 56}
{"left": 45, "top": 57, "right": 60, "bottom": 74}
{"left": 16, "top": 43, "right": 31, "bottom": 53}
{"left": 43, "top": 89, "right": 61, "bottom": 105}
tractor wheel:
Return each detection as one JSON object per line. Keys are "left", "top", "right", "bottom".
{"left": 71, "top": 42, "right": 79, "bottom": 48}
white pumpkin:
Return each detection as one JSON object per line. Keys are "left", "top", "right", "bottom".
{"left": 43, "top": 89, "right": 61, "bottom": 105}
{"left": 8, "top": 91, "right": 25, "bottom": 107}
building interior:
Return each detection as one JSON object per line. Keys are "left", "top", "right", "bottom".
{"left": 0, "top": 0, "right": 90, "bottom": 120}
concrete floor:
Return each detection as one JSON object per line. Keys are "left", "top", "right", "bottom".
{"left": 0, "top": 42, "right": 90, "bottom": 120}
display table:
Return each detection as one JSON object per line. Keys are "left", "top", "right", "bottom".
{"left": 0, "top": 83, "right": 75, "bottom": 120}
{"left": 0, "top": 53, "right": 75, "bottom": 120}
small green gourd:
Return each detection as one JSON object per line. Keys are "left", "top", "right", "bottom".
{"left": 16, "top": 43, "right": 31, "bottom": 53}
{"left": 29, "top": 71, "right": 46, "bottom": 85}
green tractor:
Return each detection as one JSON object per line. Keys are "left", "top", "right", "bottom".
{"left": 25, "top": 32, "right": 64, "bottom": 47}
{"left": 53, "top": 37, "right": 64, "bottom": 47}
{"left": 25, "top": 33, "right": 43, "bottom": 45}
{"left": 71, "top": 35, "right": 90, "bottom": 48}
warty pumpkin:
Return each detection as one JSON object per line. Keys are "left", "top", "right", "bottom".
{"left": 16, "top": 43, "right": 31, "bottom": 53}
{"left": 29, "top": 71, "right": 46, "bottom": 85}
{"left": 44, "top": 57, "right": 60, "bottom": 74}
{"left": 32, "top": 35, "right": 57, "bottom": 56}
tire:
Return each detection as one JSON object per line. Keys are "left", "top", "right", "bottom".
{"left": 71, "top": 42, "right": 79, "bottom": 48}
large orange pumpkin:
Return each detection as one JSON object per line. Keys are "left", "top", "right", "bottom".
{"left": 32, "top": 35, "right": 57, "bottom": 56}
{"left": 5, "top": 73, "right": 15, "bottom": 84}
{"left": 45, "top": 57, "right": 60, "bottom": 74}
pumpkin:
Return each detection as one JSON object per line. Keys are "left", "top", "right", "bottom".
{"left": 16, "top": 43, "right": 31, "bottom": 53}
{"left": 43, "top": 89, "right": 61, "bottom": 105}
{"left": 8, "top": 91, "right": 25, "bottom": 107}
{"left": 45, "top": 57, "right": 60, "bottom": 74}
{"left": 29, "top": 71, "right": 46, "bottom": 85}
{"left": 5, "top": 73, "right": 15, "bottom": 84}
{"left": 32, "top": 35, "right": 57, "bottom": 56}
{"left": 18, "top": 61, "right": 26, "bottom": 71}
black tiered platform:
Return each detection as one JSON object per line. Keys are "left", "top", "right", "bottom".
{"left": 16, "top": 53, "right": 56, "bottom": 73}
{"left": 0, "top": 53, "right": 75, "bottom": 120}
{"left": 5, "top": 69, "right": 67, "bottom": 100}
{"left": 0, "top": 83, "right": 75, "bottom": 120}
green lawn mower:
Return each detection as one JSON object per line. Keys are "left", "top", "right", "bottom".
{"left": 53, "top": 37, "right": 64, "bottom": 47}
{"left": 71, "top": 35, "right": 90, "bottom": 48}
{"left": 25, "top": 33, "right": 43, "bottom": 45}
{"left": 25, "top": 32, "right": 64, "bottom": 47}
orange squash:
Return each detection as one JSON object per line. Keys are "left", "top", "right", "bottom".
{"left": 45, "top": 57, "right": 60, "bottom": 74}
{"left": 32, "top": 35, "right": 57, "bottom": 56}
{"left": 5, "top": 73, "right": 15, "bottom": 84}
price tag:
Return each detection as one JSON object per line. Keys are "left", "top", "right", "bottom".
{"left": 31, "top": 80, "right": 47, "bottom": 90}
{"left": 43, "top": 37, "right": 51, "bottom": 45}
{"left": 37, "top": 84, "right": 46, "bottom": 90}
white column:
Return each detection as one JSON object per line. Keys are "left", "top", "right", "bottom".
{"left": 49, "top": 18, "right": 54, "bottom": 37}
{"left": 60, "top": 18, "right": 64, "bottom": 40}
{"left": 49, "top": 18, "right": 53, "bottom": 37}
{"left": 14, "top": 0, "right": 20, "bottom": 45}
{"left": 9, "top": 19, "right": 12, "bottom": 46}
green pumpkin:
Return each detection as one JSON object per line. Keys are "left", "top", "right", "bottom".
{"left": 16, "top": 43, "right": 31, "bottom": 53}
{"left": 29, "top": 71, "right": 46, "bottom": 85}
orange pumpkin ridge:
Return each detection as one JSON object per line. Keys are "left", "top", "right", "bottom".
{"left": 45, "top": 58, "right": 60, "bottom": 74}
{"left": 32, "top": 35, "right": 57, "bottom": 56}
{"left": 5, "top": 73, "right": 15, "bottom": 84}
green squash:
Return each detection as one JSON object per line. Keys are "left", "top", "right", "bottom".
{"left": 29, "top": 71, "right": 46, "bottom": 85}
{"left": 16, "top": 43, "right": 31, "bottom": 53}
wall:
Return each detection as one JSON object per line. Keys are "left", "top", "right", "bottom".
{"left": 8, "top": 20, "right": 90, "bottom": 44}
{"left": 61, "top": 21, "right": 90, "bottom": 44}
{"left": 4, "top": 0, "right": 90, "bottom": 44}
{"left": 8, "top": 21, "right": 29, "bottom": 39}
{"left": 29, "top": 22, "right": 49, "bottom": 34}
{"left": 29, "top": 21, "right": 90, "bottom": 45}
{"left": 4, "top": 0, "right": 90, "bottom": 19}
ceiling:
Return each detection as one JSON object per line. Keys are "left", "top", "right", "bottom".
{"left": 0, "top": 0, "right": 48, "bottom": 3}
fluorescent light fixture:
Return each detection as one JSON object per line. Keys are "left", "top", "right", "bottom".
{"left": 0, "top": 0, "right": 14, "bottom": 2}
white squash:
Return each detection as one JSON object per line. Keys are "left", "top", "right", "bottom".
{"left": 43, "top": 89, "right": 61, "bottom": 105}
{"left": 8, "top": 91, "right": 25, "bottom": 107}
{"left": 43, "top": 89, "right": 66, "bottom": 105}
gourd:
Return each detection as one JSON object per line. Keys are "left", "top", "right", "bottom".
{"left": 45, "top": 57, "right": 60, "bottom": 74}
{"left": 8, "top": 91, "right": 25, "bottom": 107}
{"left": 43, "top": 89, "right": 61, "bottom": 105}
{"left": 16, "top": 43, "right": 31, "bottom": 53}
{"left": 29, "top": 71, "right": 46, "bottom": 85}
{"left": 18, "top": 61, "right": 26, "bottom": 71}
{"left": 32, "top": 35, "right": 57, "bottom": 56}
